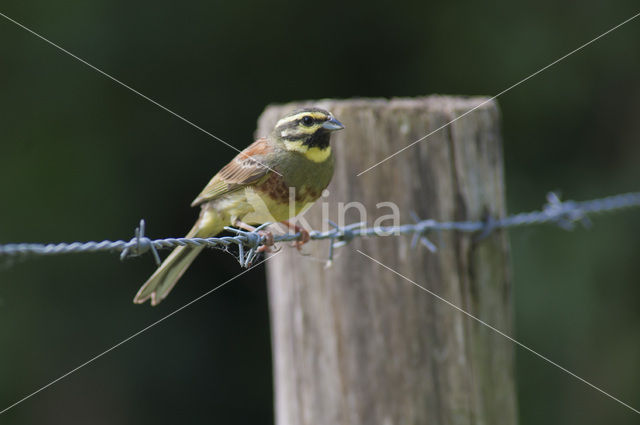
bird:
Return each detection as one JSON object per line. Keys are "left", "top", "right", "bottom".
{"left": 133, "top": 107, "right": 344, "bottom": 305}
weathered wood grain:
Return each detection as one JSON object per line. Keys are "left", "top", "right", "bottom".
{"left": 258, "top": 97, "right": 517, "bottom": 425}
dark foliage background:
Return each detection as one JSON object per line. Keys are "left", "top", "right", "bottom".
{"left": 1, "top": 1, "right": 639, "bottom": 424}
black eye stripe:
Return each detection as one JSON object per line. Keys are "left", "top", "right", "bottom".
{"left": 276, "top": 116, "right": 327, "bottom": 131}
{"left": 303, "top": 115, "right": 329, "bottom": 124}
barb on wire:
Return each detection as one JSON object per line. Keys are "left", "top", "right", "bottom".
{"left": 1, "top": 191, "right": 639, "bottom": 267}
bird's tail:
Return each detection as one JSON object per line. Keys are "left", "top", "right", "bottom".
{"left": 133, "top": 210, "right": 224, "bottom": 306}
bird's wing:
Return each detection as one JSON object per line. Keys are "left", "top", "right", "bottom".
{"left": 191, "top": 138, "right": 275, "bottom": 206}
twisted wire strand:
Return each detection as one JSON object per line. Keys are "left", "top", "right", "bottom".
{"left": 1, "top": 191, "right": 639, "bottom": 267}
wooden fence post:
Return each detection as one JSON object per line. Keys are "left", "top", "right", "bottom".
{"left": 257, "top": 97, "right": 517, "bottom": 425}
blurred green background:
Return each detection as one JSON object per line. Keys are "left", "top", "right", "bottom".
{"left": 1, "top": 1, "right": 639, "bottom": 424}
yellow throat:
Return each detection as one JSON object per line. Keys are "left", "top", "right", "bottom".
{"left": 283, "top": 140, "right": 332, "bottom": 163}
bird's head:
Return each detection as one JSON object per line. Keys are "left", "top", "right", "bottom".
{"left": 272, "top": 107, "right": 344, "bottom": 162}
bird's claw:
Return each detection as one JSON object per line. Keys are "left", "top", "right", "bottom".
{"left": 257, "top": 230, "right": 275, "bottom": 253}
{"left": 280, "top": 221, "right": 310, "bottom": 251}
{"left": 291, "top": 227, "right": 310, "bottom": 251}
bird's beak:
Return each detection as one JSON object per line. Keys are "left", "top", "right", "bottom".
{"left": 322, "top": 116, "right": 345, "bottom": 131}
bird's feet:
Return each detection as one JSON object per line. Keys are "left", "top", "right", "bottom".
{"left": 256, "top": 230, "right": 275, "bottom": 253}
{"left": 232, "top": 219, "right": 275, "bottom": 253}
{"left": 281, "top": 220, "right": 310, "bottom": 251}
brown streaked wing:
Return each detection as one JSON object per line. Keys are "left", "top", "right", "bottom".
{"left": 190, "top": 138, "right": 274, "bottom": 206}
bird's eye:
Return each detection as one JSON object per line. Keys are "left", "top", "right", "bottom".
{"left": 302, "top": 116, "right": 314, "bottom": 126}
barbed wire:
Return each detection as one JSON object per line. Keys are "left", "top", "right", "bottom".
{"left": 1, "top": 191, "right": 639, "bottom": 268}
